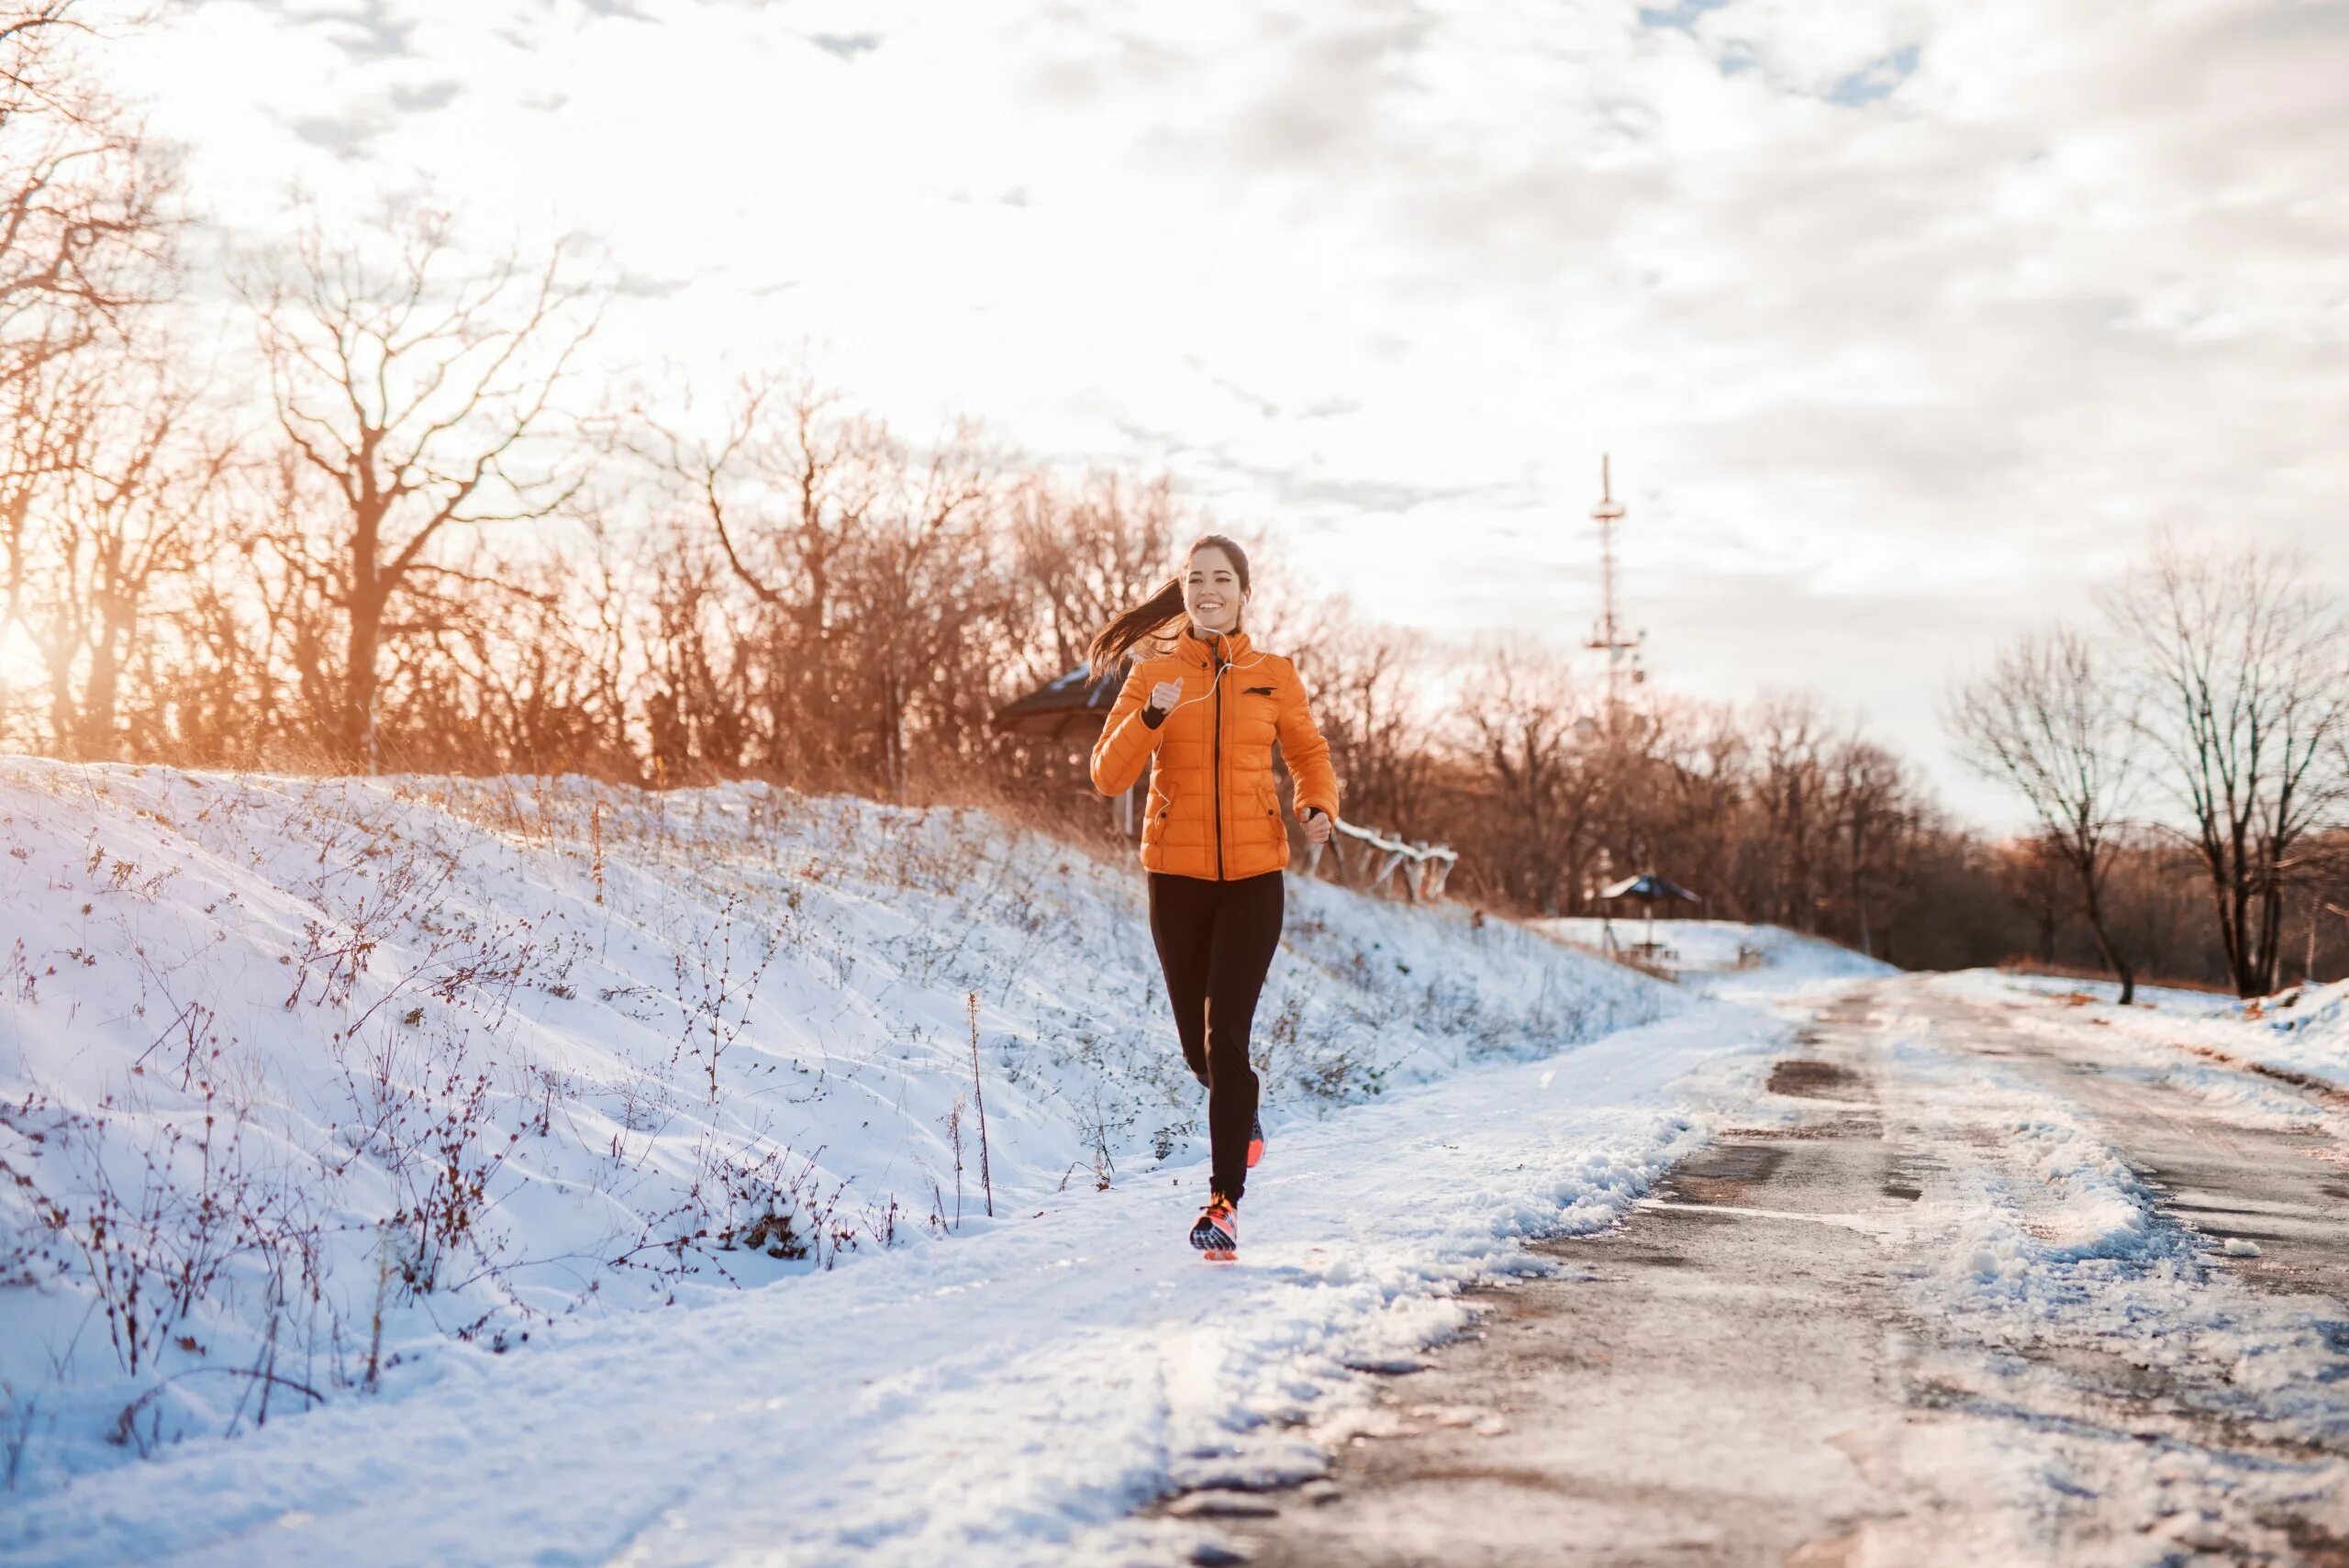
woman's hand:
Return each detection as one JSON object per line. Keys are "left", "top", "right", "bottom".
{"left": 1299, "top": 806, "right": 1333, "bottom": 846}
{"left": 1147, "top": 678, "right": 1184, "bottom": 716}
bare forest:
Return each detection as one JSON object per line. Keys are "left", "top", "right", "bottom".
{"left": 4, "top": 8, "right": 2344, "bottom": 992}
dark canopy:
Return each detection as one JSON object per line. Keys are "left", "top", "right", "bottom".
{"left": 992, "top": 661, "right": 1129, "bottom": 740}
{"left": 1598, "top": 873, "right": 1700, "bottom": 906}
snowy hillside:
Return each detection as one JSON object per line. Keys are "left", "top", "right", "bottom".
{"left": 0, "top": 761, "right": 1680, "bottom": 1493}
{"left": 1531, "top": 917, "right": 1896, "bottom": 995}
{"left": 3, "top": 1004, "right": 1776, "bottom": 1568}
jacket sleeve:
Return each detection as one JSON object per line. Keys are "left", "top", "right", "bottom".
{"left": 1090, "top": 665, "right": 1166, "bottom": 797}
{"left": 1275, "top": 659, "right": 1341, "bottom": 820}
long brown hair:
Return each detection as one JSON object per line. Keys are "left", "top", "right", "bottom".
{"left": 1087, "top": 534, "right": 1252, "bottom": 670}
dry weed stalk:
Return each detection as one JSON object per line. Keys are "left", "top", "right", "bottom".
{"left": 966, "top": 992, "right": 993, "bottom": 1218}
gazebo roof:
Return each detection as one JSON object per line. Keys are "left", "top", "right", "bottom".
{"left": 992, "top": 661, "right": 1129, "bottom": 739}
{"left": 1598, "top": 873, "right": 1700, "bottom": 905}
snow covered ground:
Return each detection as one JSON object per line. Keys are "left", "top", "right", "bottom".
{"left": 0, "top": 760, "right": 1795, "bottom": 1562}
{"left": 1531, "top": 916, "right": 1895, "bottom": 997}
{"left": 1, "top": 1001, "right": 1783, "bottom": 1567}
{"left": 1861, "top": 984, "right": 2349, "bottom": 1561}
{"left": 1943, "top": 967, "right": 2349, "bottom": 1094}
{"left": 18, "top": 762, "right": 2341, "bottom": 1563}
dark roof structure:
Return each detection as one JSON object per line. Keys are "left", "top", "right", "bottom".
{"left": 992, "top": 661, "right": 1129, "bottom": 740}
{"left": 1598, "top": 873, "right": 1700, "bottom": 905}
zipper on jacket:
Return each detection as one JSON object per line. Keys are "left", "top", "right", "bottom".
{"left": 1211, "top": 639, "right": 1227, "bottom": 879}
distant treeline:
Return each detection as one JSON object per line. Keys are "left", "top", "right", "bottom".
{"left": 3, "top": 6, "right": 2343, "bottom": 990}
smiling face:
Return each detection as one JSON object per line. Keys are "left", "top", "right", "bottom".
{"left": 1183, "top": 545, "right": 1244, "bottom": 635}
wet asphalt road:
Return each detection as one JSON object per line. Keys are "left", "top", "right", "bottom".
{"left": 1155, "top": 979, "right": 2349, "bottom": 1568}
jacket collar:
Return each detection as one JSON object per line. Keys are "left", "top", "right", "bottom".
{"left": 1174, "top": 624, "right": 1252, "bottom": 669}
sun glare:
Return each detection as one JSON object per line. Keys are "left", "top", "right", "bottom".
{"left": 0, "top": 618, "right": 41, "bottom": 695}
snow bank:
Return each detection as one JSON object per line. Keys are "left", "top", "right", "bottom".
{"left": 1531, "top": 917, "right": 1895, "bottom": 995}
{"left": 2249, "top": 977, "right": 2349, "bottom": 1081}
{"left": 1941, "top": 968, "right": 2349, "bottom": 1095}
{"left": 0, "top": 761, "right": 1677, "bottom": 1496}
{"left": 1960, "top": 968, "right": 2242, "bottom": 1018}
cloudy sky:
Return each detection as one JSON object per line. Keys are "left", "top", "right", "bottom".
{"left": 103, "top": 0, "right": 2349, "bottom": 823}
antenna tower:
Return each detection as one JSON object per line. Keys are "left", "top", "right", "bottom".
{"left": 1586, "top": 454, "right": 1644, "bottom": 715}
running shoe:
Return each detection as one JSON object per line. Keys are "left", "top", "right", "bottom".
{"left": 1189, "top": 1194, "right": 1239, "bottom": 1261}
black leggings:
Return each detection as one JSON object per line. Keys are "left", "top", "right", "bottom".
{"left": 1148, "top": 870, "right": 1284, "bottom": 1204}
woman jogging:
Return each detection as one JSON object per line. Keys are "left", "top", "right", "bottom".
{"left": 1088, "top": 535, "right": 1341, "bottom": 1261}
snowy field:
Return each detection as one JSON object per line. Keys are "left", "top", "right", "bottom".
{"left": 17, "top": 763, "right": 2343, "bottom": 1563}
{"left": 1531, "top": 916, "right": 1895, "bottom": 996}
{"left": 2, "top": 1002, "right": 1779, "bottom": 1567}
{"left": 0, "top": 761, "right": 1793, "bottom": 1562}
{"left": 1943, "top": 967, "right": 2349, "bottom": 1094}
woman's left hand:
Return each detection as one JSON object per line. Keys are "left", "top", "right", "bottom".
{"left": 1299, "top": 806, "right": 1333, "bottom": 846}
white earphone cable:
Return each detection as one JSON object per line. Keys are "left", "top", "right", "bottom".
{"left": 1147, "top": 630, "right": 1275, "bottom": 722}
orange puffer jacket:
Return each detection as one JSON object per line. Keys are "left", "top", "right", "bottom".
{"left": 1090, "top": 628, "right": 1341, "bottom": 881}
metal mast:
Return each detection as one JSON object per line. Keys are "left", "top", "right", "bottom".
{"left": 1586, "top": 454, "right": 1643, "bottom": 715}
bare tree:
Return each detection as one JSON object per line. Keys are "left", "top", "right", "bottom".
{"left": 1008, "top": 471, "right": 1182, "bottom": 679}
{"left": 1950, "top": 628, "right": 2143, "bottom": 1001}
{"left": 1992, "top": 832, "right": 2071, "bottom": 966}
{"left": 0, "top": 4, "right": 178, "bottom": 393}
{"left": 640, "top": 526, "right": 755, "bottom": 784}
{"left": 647, "top": 373, "right": 886, "bottom": 785}
{"left": 0, "top": 322, "right": 95, "bottom": 631}
{"left": 1636, "top": 697, "right": 1746, "bottom": 915}
{"left": 1746, "top": 692, "right": 1831, "bottom": 931}
{"left": 17, "top": 350, "right": 228, "bottom": 757}
{"left": 1826, "top": 735, "right": 1917, "bottom": 962}
{"left": 0, "top": 1, "right": 180, "bottom": 729}
{"left": 841, "top": 424, "right": 996, "bottom": 798}
{"left": 156, "top": 527, "right": 278, "bottom": 766}
{"left": 1454, "top": 643, "right": 1597, "bottom": 914}
{"left": 1271, "top": 597, "right": 1432, "bottom": 834}
{"left": 235, "top": 447, "right": 348, "bottom": 760}
{"left": 246, "top": 208, "right": 596, "bottom": 770}
{"left": 2104, "top": 539, "right": 2349, "bottom": 996}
